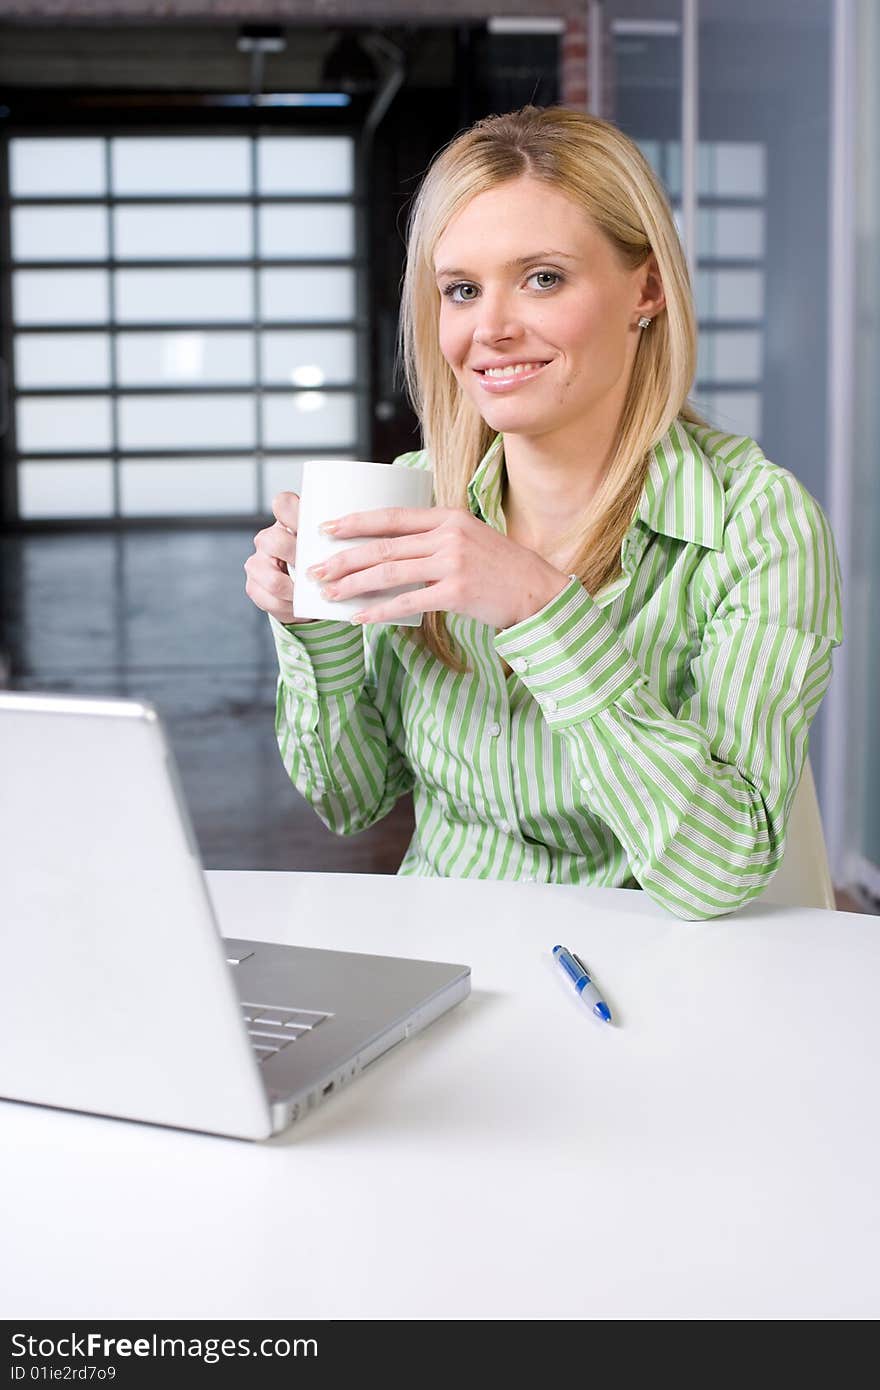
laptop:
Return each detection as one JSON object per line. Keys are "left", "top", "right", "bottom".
{"left": 0, "top": 690, "right": 470, "bottom": 1141}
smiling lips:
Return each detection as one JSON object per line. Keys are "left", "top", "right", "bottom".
{"left": 472, "top": 361, "right": 551, "bottom": 391}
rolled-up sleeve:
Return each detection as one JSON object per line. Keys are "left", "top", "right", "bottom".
{"left": 271, "top": 615, "right": 414, "bottom": 835}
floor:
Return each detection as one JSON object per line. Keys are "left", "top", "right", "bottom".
{"left": 0, "top": 526, "right": 873, "bottom": 913}
{"left": 0, "top": 527, "right": 415, "bottom": 875}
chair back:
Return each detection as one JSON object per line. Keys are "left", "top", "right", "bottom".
{"left": 757, "top": 757, "right": 835, "bottom": 910}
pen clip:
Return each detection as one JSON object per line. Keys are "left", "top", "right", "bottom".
{"left": 570, "top": 951, "right": 592, "bottom": 982}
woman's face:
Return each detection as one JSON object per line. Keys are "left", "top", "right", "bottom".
{"left": 434, "top": 175, "right": 659, "bottom": 438}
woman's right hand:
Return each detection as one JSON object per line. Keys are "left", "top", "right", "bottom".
{"left": 244, "top": 491, "right": 315, "bottom": 625}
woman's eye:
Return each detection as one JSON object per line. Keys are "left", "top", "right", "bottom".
{"left": 532, "top": 271, "right": 560, "bottom": 289}
{"left": 442, "top": 282, "right": 479, "bottom": 302}
{"left": 441, "top": 270, "right": 563, "bottom": 303}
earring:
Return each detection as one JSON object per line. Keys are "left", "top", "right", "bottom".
{"left": 638, "top": 316, "right": 652, "bottom": 329}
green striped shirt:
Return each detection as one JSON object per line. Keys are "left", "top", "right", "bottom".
{"left": 270, "top": 417, "right": 843, "bottom": 920}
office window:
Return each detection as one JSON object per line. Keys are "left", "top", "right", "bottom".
{"left": 7, "top": 132, "right": 362, "bottom": 521}
{"left": 639, "top": 138, "right": 767, "bottom": 439}
{"left": 17, "top": 460, "right": 115, "bottom": 518}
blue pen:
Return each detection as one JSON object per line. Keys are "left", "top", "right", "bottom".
{"left": 552, "top": 944, "right": 613, "bottom": 1023}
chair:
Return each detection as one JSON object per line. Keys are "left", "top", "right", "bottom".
{"left": 754, "top": 756, "right": 835, "bottom": 910}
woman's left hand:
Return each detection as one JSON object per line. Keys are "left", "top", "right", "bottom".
{"left": 306, "top": 506, "right": 571, "bottom": 630}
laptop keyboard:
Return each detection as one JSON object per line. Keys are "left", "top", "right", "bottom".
{"left": 240, "top": 1002, "right": 331, "bottom": 1063}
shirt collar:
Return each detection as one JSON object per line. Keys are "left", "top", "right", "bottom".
{"left": 467, "top": 418, "right": 726, "bottom": 551}
{"left": 467, "top": 433, "right": 506, "bottom": 528}
{"left": 636, "top": 418, "right": 726, "bottom": 551}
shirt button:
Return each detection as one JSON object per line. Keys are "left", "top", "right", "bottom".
{"left": 524, "top": 874, "right": 537, "bottom": 883}
{"left": 580, "top": 776, "right": 592, "bottom": 792}
{"left": 498, "top": 820, "right": 512, "bottom": 835}
{"left": 513, "top": 657, "right": 528, "bottom": 673}
{"left": 292, "top": 673, "right": 307, "bottom": 690}
{"left": 543, "top": 697, "right": 558, "bottom": 713}
{"left": 488, "top": 722, "right": 502, "bottom": 737}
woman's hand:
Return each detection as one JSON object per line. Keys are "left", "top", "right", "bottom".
{"left": 306, "top": 506, "right": 571, "bottom": 630}
{"left": 244, "top": 491, "right": 316, "bottom": 625}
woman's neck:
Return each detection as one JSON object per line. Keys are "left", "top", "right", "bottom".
{"left": 500, "top": 419, "right": 617, "bottom": 561}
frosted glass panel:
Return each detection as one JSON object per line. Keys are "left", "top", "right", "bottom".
{"left": 17, "top": 396, "right": 113, "bottom": 452}
{"left": 659, "top": 142, "right": 766, "bottom": 198}
{"left": 118, "top": 393, "right": 255, "bottom": 450}
{"left": 262, "top": 456, "right": 304, "bottom": 504}
{"left": 259, "top": 204, "right": 355, "bottom": 259}
{"left": 698, "top": 208, "right": 765, "bottom": 259}
{"left": 699, "top": 142, "right": 766, "bottom": 197}
{"left": 261, "top": 268, "right": 355, "bottom": 322}
{"left": 257, "top": 137, "right": 354, "bottom": 195}
{"left": 262, "top": 392, "right": 357, "bottom": 448}
{"left": 115, "top": 270, "right": 252, "bottom": 323}
{"left": 261, "top": 455, "right": 357, "bottom": 509}
{"left": 261, "top": 330, "right": 356, "bottom": 385}
{"left": 695, "top": 391, "right": 762, "bottom": 440}
{"left": 698, "top": 330, "right": 763, "bottom": 382}
{"left": 15, "top": 333, "right": 110, "bottom": 389}
{"left": 7, "top": 130, "right": 366, "bottom": 525}
{"left": 117, "top": 332, "right": 254, "bottom": 386}
{"left": 696, "top": 269, "right": 764, "bottom": 320}
{"left": 10, "top": 138, "right": 106, "bottom": 197}
{"left": 18, "top": 460, "right": 113, "bottom": 518}
{"left": 850, "top": 0, "right": 880, "bottom": 880}
{"left": 13, "top": 270, "right": 109, "bottom": 325}
{"left": 114, "top": 205, "right": 252, "bottom": 261}
{"left": 111, "top": 138, "right": 250, "bottom": 195}
{"left": 12, "top": 207, "right": 108, "bottom": 263}
{"left": 121, "top": 460, "right": 256, "bottom": 515}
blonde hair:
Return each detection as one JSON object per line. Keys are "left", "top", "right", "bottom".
{"left": 396, "top": 104, "right": 709, "bottom": 671}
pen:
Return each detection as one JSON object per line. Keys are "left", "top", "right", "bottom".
{"left": 552, "top": 944, "right": 613, "bottom": 1023}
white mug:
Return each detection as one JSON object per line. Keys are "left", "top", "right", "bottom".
{"left": 292, "top": 458, "right": 434, "bottom": 625}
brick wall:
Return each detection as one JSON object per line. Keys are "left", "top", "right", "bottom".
{"left": 559, "top": 6, "right": 615, "bottom": 118}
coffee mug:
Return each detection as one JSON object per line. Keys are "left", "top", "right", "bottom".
{"left": 291, "top": 458, "right": 434, "bottom": 625}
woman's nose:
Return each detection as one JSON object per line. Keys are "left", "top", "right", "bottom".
{"left": 472, "top": 311, "right": 522, "bottom": 345}
{"left": 471, "top": 288, "right": 523, "bottom": 344}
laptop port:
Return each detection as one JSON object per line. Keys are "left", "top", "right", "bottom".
{"left": 322, "top": 1080, "right": 335, "bottom": 1095}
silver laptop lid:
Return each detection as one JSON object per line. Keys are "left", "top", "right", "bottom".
{"left": 0, "top": 691, "right": 273, "bottom": 1140}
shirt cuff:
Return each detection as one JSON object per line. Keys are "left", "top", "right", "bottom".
{"left": 269, "top": 614, "right": 366, "bottom": 697}
{"left": 493, "top": 575, "right": 644, "bottom": 722}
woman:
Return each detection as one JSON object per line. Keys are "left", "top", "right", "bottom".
{"left": 244, "top": 105, "right": 842, "bottom": 920}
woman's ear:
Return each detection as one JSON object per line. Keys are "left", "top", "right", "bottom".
{"left": 635, "top": 252, "right": 666, "bottom": 319}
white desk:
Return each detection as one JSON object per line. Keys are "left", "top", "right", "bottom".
{"left": 4, "top": 871, "right": 879, "bottom": 1320}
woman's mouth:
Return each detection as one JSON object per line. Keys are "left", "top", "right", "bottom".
{"left": 472, "top": 361, "right": 551, "bottom": 392}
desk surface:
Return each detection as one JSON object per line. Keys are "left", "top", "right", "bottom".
{"left": 4, "top": 871, "right": 879, "bottom": 1320}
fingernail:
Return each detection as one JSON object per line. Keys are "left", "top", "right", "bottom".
{"left": 349, "top": 613, "right": 365, "bottom": 624}
{"left": 320, "top": 584, "right": 337, "bottom": 599}
{"left": 318, "top": 520, "right": 339, "bottom": 536}
{"left": 306, "top": 563, "right": 327, "bottom": 579}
